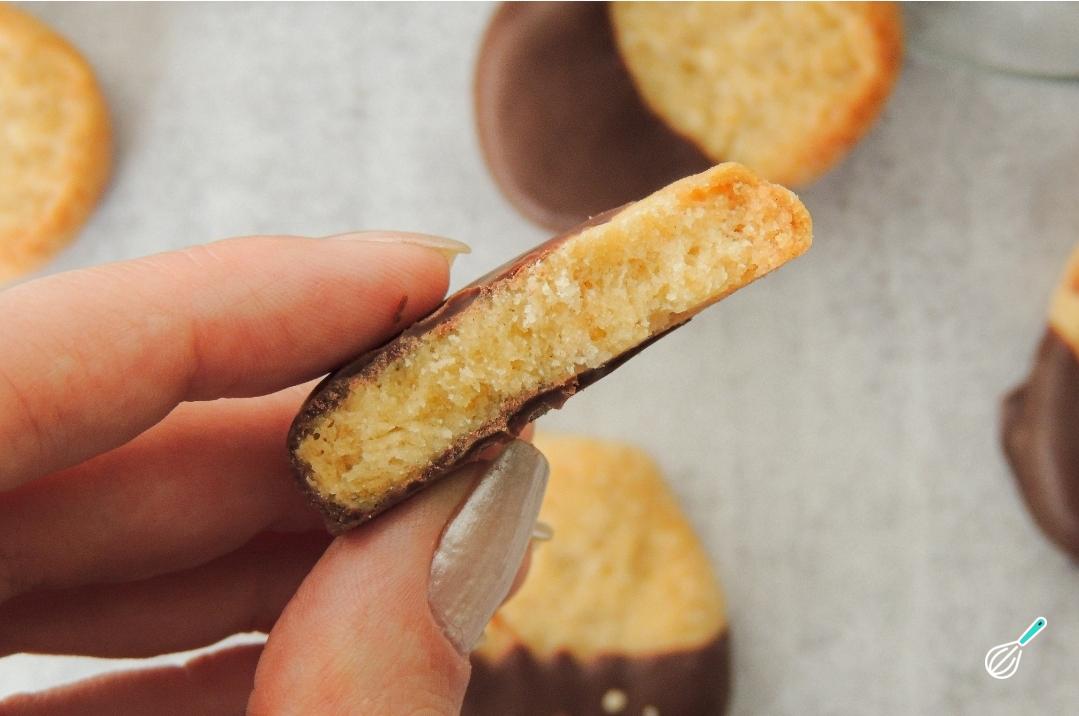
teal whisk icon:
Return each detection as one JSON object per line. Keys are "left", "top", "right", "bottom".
{"left": 984, "top": 617, "right": 1047, "bottom": 679}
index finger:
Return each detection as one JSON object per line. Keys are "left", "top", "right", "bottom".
{"left": 0, "top": 233, "right": 462, "bottom": 489}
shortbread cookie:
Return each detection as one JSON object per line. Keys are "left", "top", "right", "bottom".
{"left": 474, "top": 2, "right": 712, "bottom": 231}
{"left": 465, "top": 433, "right": 730, "bottom": 716}
{"left": 0, "top": 5, "right": 111, "bottom": 282}
{"left": 474, "top": 2, "right": 900, "bottom": 231}
{"left": 611, "top": 2, "right": 903, "bottom": 187}
{"left": 1003, "top": 244, "right": 1079, "bottom": 558}
{"left": 289, "top": 163, "right": 811, "bottom": 530}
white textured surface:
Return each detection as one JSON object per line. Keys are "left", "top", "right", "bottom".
{"left": 5, "top": 2, "right": 1079, "bottom": 713}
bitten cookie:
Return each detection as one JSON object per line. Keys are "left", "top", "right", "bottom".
{"left": 1002, "top": 244, "right": 1079, "bottom": 559}
{"left": 611, "top": 2, "right": 902, "bottom": 188}
{"left": 289, "top": 163, "right": 812, "bottom": 530}
{"left": 0, "top": 5, "right": 111, "bottom": 283}
{"left": 465, "top": 433, "right": 730, "bottom": 716}
{"left": 474, "top": 2, "right": 900, "bottom": 231}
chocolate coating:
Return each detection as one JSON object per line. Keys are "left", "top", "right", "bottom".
{"left": 288, "top": 207, "right": 690, "bottom": 532}
{"left": 1002, "top": 330, "right": 1079, "bottom": 558}
{"left": 464, "top": 633, "right": 730, "bottom": 716}
{"left": 474, "top": 2, "right": 711, "bottom": 231}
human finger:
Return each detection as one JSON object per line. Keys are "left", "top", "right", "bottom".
{"left": 0, "top": 232, "right": 463, "bottom": 489}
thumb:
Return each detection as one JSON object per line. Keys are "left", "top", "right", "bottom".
{"left": 249, "top": 441, "right": 549, "bottom": 715}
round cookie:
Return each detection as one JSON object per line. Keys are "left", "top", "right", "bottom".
{"left": 611, "top": 2, "right": 903, "bottom": 187}
{"left": 464, "top": 433, "right": 730, "bottom": 716}
{"left": 0, "top": 5, "right": 111, "bottom": 283}
{"left": 474, "top": 2, "right": 712, "bottom": 232}
{"left": 474, "top": 2, "right": 901, "bottom": 231}
{"left": 617, "top": 2, "right": 902, "bottom": 187}
{"left": 1003, "top": 245, "right": 1079, "bottom": 559}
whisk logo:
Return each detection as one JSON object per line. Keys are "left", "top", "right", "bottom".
{"left": 984, "top": 617, "right": 1047, "bottom": 680}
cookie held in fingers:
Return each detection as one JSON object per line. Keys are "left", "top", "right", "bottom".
{"left": 0, "top": 5, "right": 111, "bottom": 283}
{"left": 465, "top": 433, "right": 730, "bottom": 716}
{"left": 289, "top": 163, "right": 812, "bottom": 531}
{"left": 1003, "top": 244, "right": 1079, "bottom": 559}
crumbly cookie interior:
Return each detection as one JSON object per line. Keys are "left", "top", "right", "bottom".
{"left": 295, "top": 164, "right": 810, "bottom": 513}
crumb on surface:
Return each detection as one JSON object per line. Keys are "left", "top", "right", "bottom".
{"left": 602, "top": 688, "right": 628, "bottom": 714}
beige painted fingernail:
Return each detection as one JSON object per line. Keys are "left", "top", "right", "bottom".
{"left": 428, "top": 440, "right": 549, "bottom": 654}
{"left": 531, "top": 521, "right": 554, "bottom": 542}
{"left": 326, "top": 231, "right": 470, "bottom": 266}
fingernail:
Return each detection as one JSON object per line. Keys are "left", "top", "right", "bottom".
{"left": 532, "top": 521, "right": 554, "bottom": 542}
{"left": 428, "top": 440, "right": 549, "bottom": 654}
{"left": 326, "top": 230, "right": 471, "bottom": 267}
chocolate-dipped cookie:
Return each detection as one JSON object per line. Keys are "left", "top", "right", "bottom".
{"left": 465, "top": 433, "right": 730, "bottom": 716}
{"left": 289, "top": 163, "right": 811, "bottom": 530}
{"left": 474, "top": 2, "right": 901, "bottom": 231}
{"left": 474, "top": 2, "right": 712, "bottom": 232}
{"left": 1003, "top": 244, "right": 1079, "bottom": 558}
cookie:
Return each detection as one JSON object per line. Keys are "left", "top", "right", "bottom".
{"left": 474, "top": 2, "right": 900, "bottom": 231}
{"left": 289, "top": 163, "right": 812, "bottom": 530}
{"left": 465, "top": 433, "right": 730, "bottom": 716}
{"left": 1002, "top": 244, "right": 1079, "bottom": 558}
{"left": 611, "top": 2, "right": 903, "bottom": 188}
{"left": 0, "top": 5, "right": 111, "bottom": 283}
{"left": 474, "top": 2, "right": 712, "bottom": 232}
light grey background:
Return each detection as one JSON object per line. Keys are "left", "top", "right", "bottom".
{"left": 4, "top": 3, "right": 1079, "bottom": 714}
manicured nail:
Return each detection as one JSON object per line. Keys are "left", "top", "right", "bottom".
{"left": 428, "top": 440, "right": 549, "bottom": 654}
{"left": 532, "top": 521, "right": 554, "bottom": 542}
{"left": 326, "top": 230, "right": 470, "bottom": 267}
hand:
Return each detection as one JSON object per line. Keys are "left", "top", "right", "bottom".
{"left": 0, "top": 233, "right": 548, "bottom": 715}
